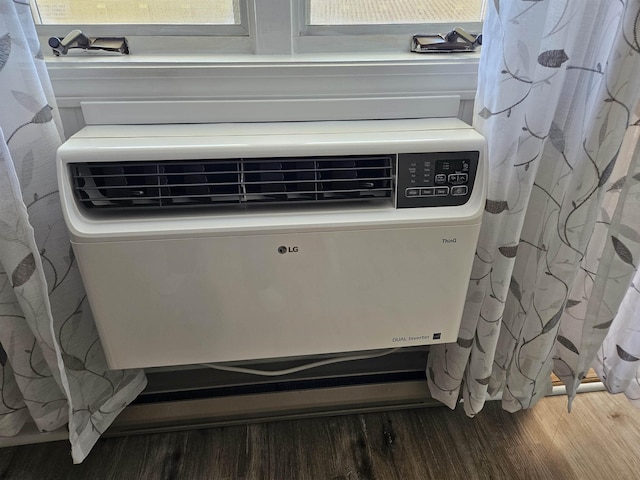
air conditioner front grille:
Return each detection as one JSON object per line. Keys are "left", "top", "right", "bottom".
{"left": 70, "top": 155, "right": 394, "bottom": 211}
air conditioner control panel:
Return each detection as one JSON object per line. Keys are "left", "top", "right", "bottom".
{"left": 396, "top": 151, "right": 479, "bottom": 208}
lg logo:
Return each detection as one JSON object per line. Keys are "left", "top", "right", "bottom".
{"left": 278, "top": 246, "right": 299, "bottom": 254}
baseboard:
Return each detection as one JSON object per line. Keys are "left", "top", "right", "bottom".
{"left": 108, "top": 378, "right": 439, "bottom": 437}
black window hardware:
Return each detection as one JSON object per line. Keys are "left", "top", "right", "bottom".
{"left": 48, "top": 29, "right": 129, "bottom": 56}
{"left": 411, "top": 27, "right": 482, "bottom": 53}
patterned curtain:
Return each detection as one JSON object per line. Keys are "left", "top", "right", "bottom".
{"left": 0, "top": 1, "right": 146, "bottom": 463}
{"left": 594, "top": 122, "right": 640, "bottom": 404}
{"left": 428, "top": 0, "right": 640, "bottom": 414}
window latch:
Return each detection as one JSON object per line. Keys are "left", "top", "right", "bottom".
{"left": 411, "top": 28, "right": 482, "bottom": 54}
{"left": 48, "top": 29, "right": 129, "bottom": 56}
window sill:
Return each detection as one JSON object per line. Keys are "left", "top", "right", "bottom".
{"left": 44, "top": 50, "right": 480, "bottom": 65}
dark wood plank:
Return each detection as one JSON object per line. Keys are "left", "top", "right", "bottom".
{"left": 529, "top": 392, "right": 640, "bottom": 479}
{"left": 266, "top": 414, "right": 368, "bottom": 479}
{"left": 1, "top": 391, "right": 639, "bottom": 479}
{"left": 360, "top": 406, "right": 574, "bottom": 480}
{"left": 0, "top": 440, "right": 74, "bottom": 480}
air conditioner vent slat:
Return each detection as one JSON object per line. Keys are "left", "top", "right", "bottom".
{"left": 75, "top": 176, "right": 393, "bottom": 191}
{"left": 70, "top": 155, "right": 394, "bottom": 212}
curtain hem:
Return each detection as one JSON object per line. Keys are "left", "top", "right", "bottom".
{"left": 69, "top": 370, "right": 147, "bottom": 464}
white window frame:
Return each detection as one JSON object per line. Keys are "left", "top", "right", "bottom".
{"left": 35, "top": 0, "right": 482, "bottom": 137}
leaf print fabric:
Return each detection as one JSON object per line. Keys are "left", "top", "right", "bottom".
{"left": 594, "top": 125, "right": 640, "bottom": 405}
{"left": 537, "top": 50, "right": 569, "bottom": 68}
{"left": 427, "top": 0, "right": 640, "bottom": 415}
{"left": 0, "top": 1, "right": 145, "bottom": 463}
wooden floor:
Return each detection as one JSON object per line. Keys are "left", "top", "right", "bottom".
{"left": 1, "top": 391, "right": 639, "bottom": 479}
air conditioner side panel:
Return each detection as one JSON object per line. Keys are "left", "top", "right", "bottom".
{"left": 73, "top": 224, "right": 481, "bottom": 369}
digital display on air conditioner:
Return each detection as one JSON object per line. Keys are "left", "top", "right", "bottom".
{"left": 436, "top": 159, "right": 469, "bottom": 173}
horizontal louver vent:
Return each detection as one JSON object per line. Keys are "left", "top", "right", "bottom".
{"left": 70, "top": 155, "right": 394, "bottom": 212}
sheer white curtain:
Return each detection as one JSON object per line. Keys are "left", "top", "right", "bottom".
{"left": 428, "top": 0, "right": 640, "bottom": 414}
{"left": 594, "top": 121, "right": 640, "bottom": 404}
{"left": 0, "top": 1, "right": 146, "bottom": 463}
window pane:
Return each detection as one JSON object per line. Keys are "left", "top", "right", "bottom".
{"left": 308, "top": 0, "right": 484, "bottom": 25}
{"left": 32, "top": 0, "right": 240, "bottom": 25}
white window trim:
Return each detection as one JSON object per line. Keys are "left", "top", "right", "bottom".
{"left": 299, "top": 21, "right": 483, "bottom": 36}
{"left": 36, "top": 0, "right": 482, "bottom": 134}
{"left": 35, "top": 23, "right": 250, "bottom": 38}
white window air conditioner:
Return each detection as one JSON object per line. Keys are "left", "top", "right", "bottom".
{"left": 57, "top": 118, "right": 486, "bottom": 369}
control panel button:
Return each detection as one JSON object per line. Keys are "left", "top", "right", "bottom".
{"left": 420, "top": 188, "right": 435, "bottom": 197}
{"left": 451, "top": 186, "right": 468, "bottom": 196}
{"left": 448, "top": 173, "right": 468, "bottom": 185}
{"left": 434, "top": 187, "right": 449, "bottom": 196}
{"left": 435, "top": 174, "right": 447, "bottom": 184}
{"left": 405, "top": 188, "right": 420, "bottom": 197}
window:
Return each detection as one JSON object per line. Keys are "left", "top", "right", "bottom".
{"left": 307, "top": 0, "right": 485, "bottom": 26}
{"left": 31, "top": 0, "right": 242, "bottom": 25}
{"left": 297, "top": 0, "right": 486, "bottom": 53}
{"left": 32, "top": 0, "right": 250, "bottom": 49}
{"left": 33, "top": 0, "right": 486, "bottom": 56}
